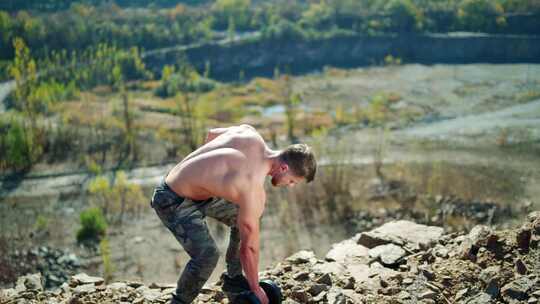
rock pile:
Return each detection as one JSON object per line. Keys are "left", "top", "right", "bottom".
{"left": 347, "top": 194, "right": 517, "bottom": 234}
{"left": 8, "top": 246, "right": 82, "bottom": 289}
{"left": 1, "top": 212, "right": 538, "bottom": 304}
{"left": 430, "top": 195, "right": 513, "bottom": 226}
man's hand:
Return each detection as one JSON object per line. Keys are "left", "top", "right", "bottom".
{"left": 254, "top": 286, "right": 269, "bottom": 304}
{"left": 236, "top": 188, "right": 265, "bottom": 301}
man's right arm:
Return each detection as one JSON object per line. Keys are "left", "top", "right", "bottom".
{"left": 236, "top": 190, "right": 266, "bottom": 296}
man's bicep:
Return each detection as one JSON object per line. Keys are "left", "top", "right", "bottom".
{"left": 236, "top": 192, "right": 263, "bottom": 237}
{"left": 236, "top": 201, "right": 261, "bottom": 230}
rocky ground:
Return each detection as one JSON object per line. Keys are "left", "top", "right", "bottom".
{"left": 2, "top": 211, "right": 539, "bottom": 304}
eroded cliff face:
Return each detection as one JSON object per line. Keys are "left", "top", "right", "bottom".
{"left": 145, "top": 34, "right": 540, "bottom": 81}
{"left": 2, "top": 211, "right": 539, "bottom": 304}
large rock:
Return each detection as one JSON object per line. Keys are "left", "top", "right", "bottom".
{"left": 15, "top": 273, "right": 43, "bottom": 292}
{"left": 479, "top": 266, "right": 501, "bottom": 284}
{"left": 286, "top": 250, "right": 317, "bottom": 265}
{"left": 357, "top": 220, "right": 444, "bottom": 251}
{"left": 526, "top": 211, "right": 540, "bottom": 234}
{"left": 325, "top": 238, "right": 370, "bottom": 264}
{"left": 369, "top": 262, "right": 400, "bottom": 281}
{"left": 325, "top": 287, "right": 349, "bottom": 304}
{"left": 141, "top": 288, "right": 162, "bottom": 301}
{"left": 308, "top": 283, "right": 330, "bottom": 296}
{"left": 465, "top": 292, "right": 493, "bottom": 304}
{"left": 368, "top": 244, "right": 406, "bottom": 266}
{"left": 73, "top": 283, "right": 96, "bottom": 295}
{"left": 347, "top": 264, "right": 371, "bottom": 284}
{"left": 313, "top": 261, "right": 347, "bottom": 278}
{"left": 501, "top": 276, "right": 537, "bottom": 303}
{"left": 70, "top": 273, "right": 104, "bottom": 286}
{"left": 467, "top": 225, "right": 495, "bottom": 247}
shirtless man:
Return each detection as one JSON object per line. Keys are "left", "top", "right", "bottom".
{"left": 150, "top": 124, "right": 317, "bottom": 304}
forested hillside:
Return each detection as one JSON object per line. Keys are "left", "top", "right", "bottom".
{"left": 1, "top": 0, "right": 539, "bottom": 66}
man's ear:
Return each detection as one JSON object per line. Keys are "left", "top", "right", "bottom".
{"left": 280, "top": 163, "right": 289, "bottom": 173}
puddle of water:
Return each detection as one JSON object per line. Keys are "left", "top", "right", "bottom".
{"left": 261, "top": 104, "right": 285, "bottom": 117}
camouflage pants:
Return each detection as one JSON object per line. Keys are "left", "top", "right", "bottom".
{"left": 151, "top": 177, "right": 242, "bottom": 304}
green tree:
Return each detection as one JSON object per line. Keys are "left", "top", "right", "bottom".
{"left": 383, "top": 0, "right": 424, "bottom": 32}
{"left": 499, "top": 0, "right": 540, "bottom": 12}
{"left": 2, "top": 116, "right": 31, "bottom": 170}
{"left": 227, "top": 15, "right": 236, "bottom": 42}
{"left": 278, "top": 74, "right": 300, "bottom": 143}
{"left": 299, "top": 0, "right": 333, "bottom": 30}
{"left": 8, "top": 38, "right": 44, "bottom": 166}
{"left": 176, "top": 92, "right": 199, "bottom": 151}
{"left": 457, "top": 0, "right": 506, "bottom": 32}
{"left": 161, "top": 64, "right": 175, "bottom": 83}
{"left": 112, "top": 62, "right": 138, "bottom": 162}
{"left": 88, "top": 172, "right": 145, "bottom": 225}
{"left": 0, "top": 11, "right": 12, "bottom": 54}
{"left": 111, "top": 171, "right": 145, "bottom": 225}
{"left": 88, "top": 175, "right": 113, "bottom": 218}
{"left": 10, "top": 38, "right": 38, "bottom": 117}
{"left": 212, "top": 0, "right": 251, "bottom": 30}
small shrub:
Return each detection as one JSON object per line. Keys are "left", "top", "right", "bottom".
{"left": 33, "top": 215, "right": 49, "bottom": 231}
{"left": 384, "top": 54, "right": 402, "bottom": 66}
{"left": 76, "top": 207, "right": 107, "bottom": 244}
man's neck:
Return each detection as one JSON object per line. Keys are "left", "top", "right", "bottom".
{"left": 264, "top": 148, "right": 281, "bottom": 176}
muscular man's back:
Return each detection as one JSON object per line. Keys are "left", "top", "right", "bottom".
{"left": 165, "top": 125, "right": 267, "bottom": 204}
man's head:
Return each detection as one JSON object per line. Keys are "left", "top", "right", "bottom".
{"left": 270, "top": 143, "right": 317, "bottom": 187}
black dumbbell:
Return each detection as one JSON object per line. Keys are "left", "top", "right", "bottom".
{"left": 259, "top": 279, "right": 283, "bottom": 304}
{"left": 233, "top": 279, "right": 283, "bottom": 304}
{"left": 235, "top": 291, "right": 260, "bottom": 304}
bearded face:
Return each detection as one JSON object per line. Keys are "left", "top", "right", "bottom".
{"left": 271, "top": 170, "right": 303, "bottom": 187}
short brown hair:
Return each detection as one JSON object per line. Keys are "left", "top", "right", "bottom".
{"left": 279, "top": 143, "right": 317, "bottom": 183}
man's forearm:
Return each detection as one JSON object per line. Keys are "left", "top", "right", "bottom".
{"left": 239, "top": 245, "right": 260, "bottom": 290}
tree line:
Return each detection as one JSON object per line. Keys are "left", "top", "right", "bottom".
{"left": 1, "top": 0, "right": 539, "bottom": 74}
{"left": 0, "top": 0, "right": 211, "bottom": 12}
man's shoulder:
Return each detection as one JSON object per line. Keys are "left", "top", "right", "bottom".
{"left": 236, "top": 124, "right": 263, "bottom": 139}
{"left": 239, "top": 123, "right": 256, "bottom": 130}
